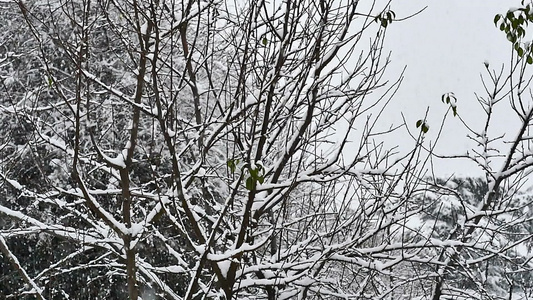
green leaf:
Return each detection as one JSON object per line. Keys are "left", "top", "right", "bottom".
{"left": 421, "top": 124, "right": 429, "bottom": 133}
{"left": 227, "top": 159, "right": 236, "bottom": 173}
{"left": 258, "top": 176, "right": 264, "bottom": 184}
{"left": 245, "top": 177, "right": 255, "bottom": 190}
{"left": 528, "top": 55, "right": 533, "bottom": 64}
{"left": 249, "top": 168, "right": 258, "bottom": 179}
{"left": 416, "top": 119, "right": 423, "bottom": 128}
{"left": 518, "top": 46, "right": 524, "bottom": 57}
{"left": 387, "top": 11, "right": 394, "bottom": 22}
{"left": 494, "top": 14, "right": 501, "bottom": 25}
{"left": 262, "top": 37, "right": 268, "bottom": 46}
{"left": 518, "top": 27, "right": 525, "bottom": 38}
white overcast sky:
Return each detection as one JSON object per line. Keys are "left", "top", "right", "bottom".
{"left": 379, "top": 0, "right": 524, "bottom": 177}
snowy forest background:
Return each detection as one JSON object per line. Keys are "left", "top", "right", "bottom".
{"left": 1, "top": 0, "right": 533, "bottom": 299}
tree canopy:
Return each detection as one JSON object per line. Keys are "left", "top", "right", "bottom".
{"left": 1, "top": 0, "right": 533, "bottom": 299}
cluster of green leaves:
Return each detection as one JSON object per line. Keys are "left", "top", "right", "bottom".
{"left": 494, "top": 2, "right": 533, "bottom": 64}
{"left": 375, "top": 10, "right": 395, "bottom": 28}
{"left": 227, "top": 158, "right": 239, "bottom": 174}
{"left": 227, "top": 159, "right": 265, "bottom": 191}
{"left": 246, "top": 164, "right": 264, "bottom": 190}
{"left": 415, "top": 119, "right": 429, "bottom": 134}
{"left": 441, "top": 92, "right": 457, "bottom": 116}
